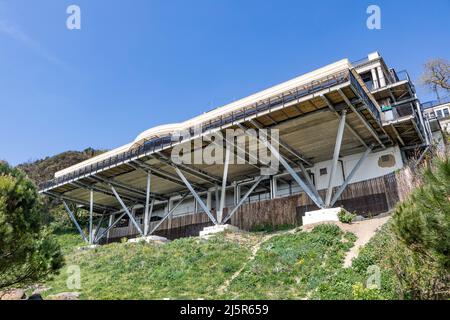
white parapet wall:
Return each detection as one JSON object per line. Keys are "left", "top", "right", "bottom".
{"left": 302, "top": 208, "right": 341, "bottom": 226}
{"left": 199, "top": 224, "right": 240, "bottom": 237}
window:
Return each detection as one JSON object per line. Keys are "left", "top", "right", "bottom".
{"left": 436, "top": 109, "right": 443, "bottom": 119}
{"left": 443, "top": 108, "right": 449, "bottom": 118}
{"left": 320, "top": 168, "right": 327, "bottom": 176}
{"left": 360, "top": 72, "right": 373, "bottom": 90}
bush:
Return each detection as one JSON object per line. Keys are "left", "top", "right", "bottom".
{"left": 0, "top": 163, "right": 63, "bottom": 289}
{"left": 390, "top": 155, "right": 450, "bottom": 299}
{"left": 337, "top": 209, "right": 356, "bottom": 224}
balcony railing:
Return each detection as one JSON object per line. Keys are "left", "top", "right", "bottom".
{"left": 422, "top": 95, "right": 450, "bottom": 110}
{"left": 383, "top": 101, "right": 427, "bottom": 140}
{"left": 349, "top": 72, "right": 381, "bottom": 123}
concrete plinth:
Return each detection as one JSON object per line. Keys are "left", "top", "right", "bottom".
{"left": 128, "top": 235, "right": 170, "bottom": 244}
{"left": 199, "top": 224, "right": 239, "bottom": 237}
{"left": 77, "top": 244, "right": 99, "bottom": 251}
{"left": 302, "top": 208, "right": 341, "bottom": 226}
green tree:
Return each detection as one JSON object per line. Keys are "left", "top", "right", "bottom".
{"left": 0, "top": 163, "right": 63, "bottom": 289}
{"left": 391, "top": 155, "right": 450, "bottom": 299}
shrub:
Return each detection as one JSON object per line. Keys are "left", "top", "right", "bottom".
{"left": 390, "top": 155, "right": 450, "bottom": 299}
{"left": 0, "top": 163, "right": 63, "bottom": 289}
{"left": 337, "top": 209, "right": 356, "bottom": 224}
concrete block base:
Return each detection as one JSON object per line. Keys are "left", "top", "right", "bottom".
{"left": 77, "top": 244, "right": 99, "bottom": 251}
{"left": 199, "top": 224, "right": 239, "bottom": 237}
{"left": 128, "top": 235, "right": 170, "bottom": 244}
{"left": 302, "top": 207, "right": 342, "bottom": 226}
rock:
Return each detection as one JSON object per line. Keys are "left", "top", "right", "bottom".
{"left": 28, "top": 284, "right": 51, "bottom": 296}
{"left": 128, "top": 235, "right": 170, "bottom": 244}
{"left": 1, "top": 289, "right": 26, "bottom": 300}
{"left": 354, "top": 215, "right": 366, "bottom": 222}
{"left": 47, "top": 292, "right": 80, "bottom": 300}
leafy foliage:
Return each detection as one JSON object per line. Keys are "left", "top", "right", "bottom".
{"left": 390, "top": 155, "right": 450, "bottom": 299}
{"left": 16, "top": 148, "right": 106, "bottom": 187}
{"left": 337, "top": 209, "right": 356, "bottom": 224}
{"left": 0, "top": 163, "right": 64, "bottom": 289}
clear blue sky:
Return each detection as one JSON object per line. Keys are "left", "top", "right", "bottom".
{"left": 1, "top": 0, "right": 449, "bottom": 165}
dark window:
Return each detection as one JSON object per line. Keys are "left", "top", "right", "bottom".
{"left": 320, "top": 168, "right": 327, "bottom": 176}
{"left": 443, "top": 108, "right": 449, "bottom": 118}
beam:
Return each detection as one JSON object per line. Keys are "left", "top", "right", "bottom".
{"left": 390, "top": 124, "right": 405, "bottom": 146}
{"left": 91, "top": 175, "right": 147, "bottom": 198}
{"left": 95, "top": 211, "right": 128, "bottom": 242}
{"left": 222, "top": 176, "right": 263, "bottom": 223}
{"left": 154, "top": 153, "right": 223, "bottom": 185}
{"left": 72, "top": 181, "right": 142, "bottom": 204}
{"left": 144, "top": 171, "right": 152, "bottom": 236}
{"left": 320, "top": 94, "right": 369, "bottom": 148}
{"left": 238, "top": 124, "right": 325, "bottom": 208}
{"left": 93, "top": 213, "right": 106, "bottom": 241}
{"left": 110, "top": 185, "right": 144, "bottom": 236}
{"left": 131, "top": 159, "right": 207, "bottom": 191}
{"left": 218, "top": 145, "right": 231, "bottom": 224}
{"left": 330, "top": 146, "right": 372, "bottom": 206}
{"left": 338, "top": 89, "right": 385, "bottom": 148}
{"left": 62, "top": 200, "right": 88, "bottom": 243}
{"left": 325, "top": 110, "right": 347, "bottom": 207}
{"left": 45, "top": 191, "right": 115, "bottom": 212}
{"left": 89, "top": 189, "right": 94, "bottom": 244}
{"left": 149, "top": 193, "right": 189, "bottom": 235}
{"left": 174, "top": 167, "right": 218, "bottom": 225}
{"left": 249, "top": 119, "right": 312, "bottom": 166}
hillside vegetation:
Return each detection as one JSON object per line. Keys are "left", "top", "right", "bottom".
{"left": 43, "top": 224, "right": 400, "bottom": 300}
{"left": 17, "top": 148, "right": 106, "bottom": 187}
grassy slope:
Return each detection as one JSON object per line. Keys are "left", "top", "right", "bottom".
{"left": 44, "top": 224, "right": 399, "bottom": 300}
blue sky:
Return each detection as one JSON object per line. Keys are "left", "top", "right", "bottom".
{"left": 1, "top": 0, "right": 449, "bottom": 165}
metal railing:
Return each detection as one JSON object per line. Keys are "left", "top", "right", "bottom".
{"left": 385, "top": 101, "right": 427, "bottom": 140}
{"left": 349, "top": 72, "right": 381, "bottom": 123}
{"left": 422, "top": 95, "right": 450, "bottom": 110}
{"left": 39, "top": 69, "right": 360, "bottom": 192}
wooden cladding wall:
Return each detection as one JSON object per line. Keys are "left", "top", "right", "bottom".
{"left": 108, "top": 171, "right": 413, "bottom": 241}
{"left": 230, "top": 172, "right": 403, "bottom": 231}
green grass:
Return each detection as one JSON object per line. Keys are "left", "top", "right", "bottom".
{"left": 43, "top": 223, "right": 400, "bottom": 300}
{"left": 44, "top": 234, "right": 253, "bottom": 299}
{"left": 222, "top": 224, "right": 357, "bottom": 299}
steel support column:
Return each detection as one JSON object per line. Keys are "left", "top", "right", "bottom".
{"left": 223, "top": 176, "right": 264, "bottom": 224}
{"left": 237, "top": 123, "right": 325, "bottom": 208}
{"left": 149, "top": 194, "right": 189, "bottom": 235}
{"left": 62, "top": 200, "right": 88, "bottom": 243}
{"left": 218, "top": 146, "right": 231, "bottom": 224}
{"left": 89, "top": 189, "right": 94, "bottom": 244}
{"left": 264, "top": 140, "right": 325, "bottom": 208}
{"left": 174, "top": 167, "right": 218, "bottom": 225}
{"left": 325, "top": 110, "right": 347, "bottom": 207}
{"left": 330, "top": 146, "right": 373, "bottom": 206}
{"left": 144, "top": 171, "right": 152, "bottom": 236}
{"left": 110, "top": 185, "right": 144, "bottom": 236}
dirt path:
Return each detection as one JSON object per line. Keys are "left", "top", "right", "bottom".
{"left": 217, "top": 216, "right": 389, "bottom": 295}
{"left": 303, "top": 216, "right": 390, "bottom": 267}
{"left": 340, "top": 216, "right": 390, "bottom": 267}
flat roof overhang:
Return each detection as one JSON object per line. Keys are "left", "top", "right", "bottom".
{"left": 40, "top": 69, "right": 394, "bottom": 214}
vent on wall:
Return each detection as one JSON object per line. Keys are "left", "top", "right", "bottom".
{"left": 378, "top": 154, "right": 396, "bottom": 168}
